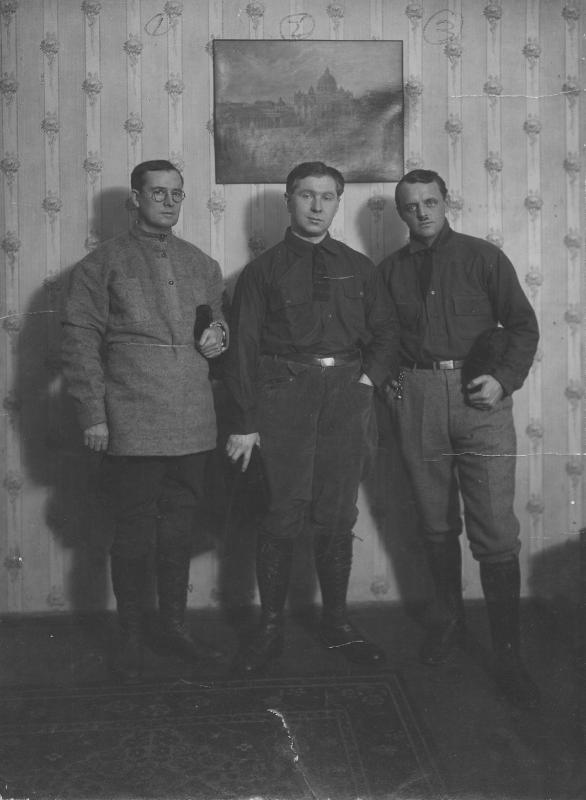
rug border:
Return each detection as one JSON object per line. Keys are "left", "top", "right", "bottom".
{"left": 0, "top": 671, "right": 450, "bottom": 799}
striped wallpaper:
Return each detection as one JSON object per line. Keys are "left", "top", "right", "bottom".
{"left": 0, "top": 0, "right": 583, "bottom": 612}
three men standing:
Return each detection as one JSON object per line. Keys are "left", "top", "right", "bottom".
{"left": 63, "top": 158, "right": 539, "bottom": 710}
{"left": 379, "top": 169, "right": 540, "bottom": 708}
{"left": 62, "top": 160, "right": 228, "bottom": 681}
{"left": 224, "top": 161, "right": 399, "bottom": 674}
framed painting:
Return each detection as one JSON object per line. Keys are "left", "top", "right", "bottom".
{"left": 213, "top": 40, "right": 404, "bottom": 184}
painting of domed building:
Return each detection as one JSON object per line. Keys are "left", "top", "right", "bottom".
{"left": 213, "top": 40, "right": 403, "bottom": 183}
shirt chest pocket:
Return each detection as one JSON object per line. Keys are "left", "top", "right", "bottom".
{"left": 453, "top": 294, "right": 493, "bottom": 317}
{"left": 339, "top": 276, "right": 366, "bottom": 327}
{"left": 268, "top": 281, "right": 312, "bottom": 313}
{"left": 341, "top": 276, "right": 365, "bottom": 301}
{"left": 109, "top": 278, "right": 149, "bottom": 324}
{"left": 267, "top": 276, "right": 316, "bottom": 340}
{"left": 452, "top": 294, "right": 494, "bottom": 339}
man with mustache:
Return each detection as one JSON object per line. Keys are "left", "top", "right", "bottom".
{"left": 379, "top": 169, "right": 540, "bottom": 709}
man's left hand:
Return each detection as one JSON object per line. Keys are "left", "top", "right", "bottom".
{"left": 466, "top": 374, "right": 504, "bottom": 410}
{"left": 198, "top": 326, "right": 225, "bottom": 359}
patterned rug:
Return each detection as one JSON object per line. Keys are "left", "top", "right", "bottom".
{"left": 0, "top": 673, "right": 447, "bottom": 800}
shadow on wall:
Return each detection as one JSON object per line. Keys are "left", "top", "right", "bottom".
{"left": 208, "top": 188, "right": 288, "bottom": 617}
{"left": 15, "top": 266, "right": 109, "bottom": 613}
{"left": 527, "top": 530, "right": 585, "bottom": 653}
{"left": 222, "top": 187, "right": 289, "bottom": 299}
{"left": 355, "top": 190, "right": 405, "bottom": 263}
{"left": 12, "top": 188, "right": 133, "bottom": 613}
{"left": 362, "top": 395, "right": 428, "bottom": 606}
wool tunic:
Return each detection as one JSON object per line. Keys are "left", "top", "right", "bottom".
{"left": 61, "top": 225, "right": 226, "bottom": 456}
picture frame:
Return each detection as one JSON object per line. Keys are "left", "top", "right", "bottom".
{"left": 213, "top": 39, "right": 404, "bottom": 184}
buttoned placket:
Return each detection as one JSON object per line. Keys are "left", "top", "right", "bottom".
{"left": 157, "top": 233, "right": 168, "bottom": 259}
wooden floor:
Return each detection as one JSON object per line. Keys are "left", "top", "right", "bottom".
{"left": 0, "top": 600, "right": 584, "bottom": 800}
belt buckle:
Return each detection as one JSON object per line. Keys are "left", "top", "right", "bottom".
{"left": 438, "top": 360, "right": 454, "bottom": 370}
{"left": 319, "top": 357, "right": 335, "bottom": 367}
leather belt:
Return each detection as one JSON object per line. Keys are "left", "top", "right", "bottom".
{"left": 268, "top": 351, "right": 361, "bottom": 368}
{"left": 401, "top": 359, "right": 464, "bottom": 370}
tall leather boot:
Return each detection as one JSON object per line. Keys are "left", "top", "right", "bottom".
{"left": 480, "top": 557, "right": 540, "bottom": 709}
{"left": 231, "top": 534, "right": 295, "bottom": 675}
{"left": 420, "top": 537, "right": 467, "bottom": 665}
{"left": 110, "top": 554, "right": 147, "bottom": 682}
{"left": 316, "top": 533, "right": 386, "bottom": 665}
{"left": 156, "top": 546, "right": 225, "bottom": 666}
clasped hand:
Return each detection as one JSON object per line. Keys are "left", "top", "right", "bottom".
{"left": 83, "top": 421, "right": 109, "bottom": 452}
{"left": 197, "top": 326, "right": 224, "bottom": 359}
{"left": 465, "top": 374, "right": 504, "bottom": 410}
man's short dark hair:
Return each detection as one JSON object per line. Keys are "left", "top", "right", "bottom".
{"left": 285, "top": 162, "right": 345, "bottom": 197}
{"left": 395, "top": 169, "right": 448, "bottom": 204}
{"left": 131, "top": 160, "right": 183, "bottom": 192}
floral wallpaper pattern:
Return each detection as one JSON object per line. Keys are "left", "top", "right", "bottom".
{"left": 0, "top": 0, "right": 583, "bottom": 611}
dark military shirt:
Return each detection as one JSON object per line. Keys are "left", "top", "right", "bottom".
{"left": 378, "top": 221, "right": 539, "bottom": 396}
{"left": 224, "top": 228, "right": 399, "bottom": 432}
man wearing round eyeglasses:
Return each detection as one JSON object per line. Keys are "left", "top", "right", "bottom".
{"left": 62, "top": 159, "right": 228, "bottom": 681}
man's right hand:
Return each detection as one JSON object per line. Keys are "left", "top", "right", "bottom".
{"left": 83, "top": 422, "right": 109, "bottom": 452}
{"left": 225, "top": 433, "right": 260, "bottom": 472}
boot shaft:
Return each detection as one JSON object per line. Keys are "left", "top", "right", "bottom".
{"left": 256, "top": 535, "right": 295, "bottom": 624}
{"left": 110, "top": 554, "right": 149, "bottom": 634}
{"left": 480, "top": 557, "right": 521, "bottom": 603}
{"left": 156, "top": 546, "right": 192, "bottom": 625}
{"left": 480, "top": 557, "right": 521, "bottom": 661}
{"left": 423, "top": 537, "right": 465, "bottom": 623}
{"left": 480, "top": 557, "right": 540, "bottom": 708}
{"left": 314, "top": 533, "right": 354, "bottom": 625}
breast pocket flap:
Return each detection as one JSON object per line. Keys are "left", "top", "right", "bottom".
{"left": 453, "top": 295, "right": 491, "bottom": 316}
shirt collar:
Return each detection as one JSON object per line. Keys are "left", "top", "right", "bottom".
{"left": 130, "top": 223, "right": 172, "bottom": 243}
{"left": 284, "top": 227, "right": 338, "bottom": 258}
{"left": 408, "top": 219, "right": 452, "bottom": 255}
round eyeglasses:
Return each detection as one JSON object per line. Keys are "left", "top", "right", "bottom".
{"left": 146, "top": 188, "right": 186, "bottom": 204}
